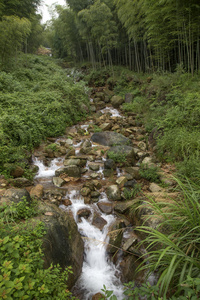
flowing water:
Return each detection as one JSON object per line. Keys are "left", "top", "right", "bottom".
{"left": 33, "top": 107, "right": 128, "bottom": 298}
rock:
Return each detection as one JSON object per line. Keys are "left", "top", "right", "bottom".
{"left": 125, "top": 167, "right": 141, "bottom": 180}
{"left": 43, "top": 187, "right": 65, "bottom": 203}
{"left": 142, "top": 156, "right": 156, "bottom": 168}
{"left": 91, "top": 131, "right": 131, "bottom": 147}
{"left": 0, "top": 188, "right": 31, "bottom": 205}
{"left": 80, "top": 187, "right": 91, "bottom": 196}
{"left": 92, "top": 180, "right": 102, "bottom": 189}
{"left": 104, "top": 159, "right": 116, "bottom": 170}
{"left": 55, "top": 166, "right": 81, "bottom": 178}
{"left": 63, "top": 199, "right": 72, "bottom": 207}
{"left": 65, "top": 148, "right": 75, "bottom": 158}
{"left": 125, "top": 93, "right": 133, "bottom": 103}
{"left": 39, "top": 202, "right": 84, "bottom": 289}
{"left": 30, "top": 184, "right": 44, "bottom": 198}
{"left": 124, "top": 180, "right": 137, "bottom": 188}
{"left": 100, "top": 123, "right": 112, "bottom": 131}
{"left": 59, "top": 138, "right": 73, "bottom": 146}
{"left": 138, "top": 141, "right": 147, "bottom": 151}
{"left": 77, "top": 208, "right": 91, "bottom": 220}
{"left": 88, "top": 163, "right": 100, "bottom": 171}
{"left": 120, "top": 255, "right": 143, "bottom": 283}
{"left": 10, "top": 166, "right": 24, "bottom": 178}
{"left": 103, "top": 169, "right": 114, "bottom": 177}
{"left": 114, "top": 200, "right": 134, "bottom": 214}
{"left": 107, "top": 220, "right": 125, "bottom": 254}
{"left": 64, "top": 158, "right": 81, "bottom": 166}
{"left": 106, "top": 185, "right": 121, "bottom": 201}
{"left": 92, "top": 293, "right": 105, "bottom": 300}
{"left": 9, "top": 177, "right": 32, "bottom": 188}
{"left": 97, "top": 202, "right": 113, "bottom": 214}
{"left": 92, "top": 213, "right": 107, "bottom": 230}
{"left": 90, "top": 105, "right": 96, "bottom": 112}
{"left": 80, "top": 139, "right": 92, "bottom": 154}
{"left": 90, "top": 173, "right": 99, "bottom": 179}
{"left": 122, "top": 237, "right": 137, "bottom": 252}
{"left": 116, "top": 176, "right": 127, "bottom": 188}
{"left": 111, "top": 95, "right": 124, "bottom": 108}
{"left": 149, "top": 183, "right": 162, "bottom": 193}
{"left": 108, "top": 145, "right": 136, "bottom": 165}
{"left": 91, "top": 191, "right": 100, "bottom": 198}
{"left": 52, "top": 177, "right": 65, "bottom": 187}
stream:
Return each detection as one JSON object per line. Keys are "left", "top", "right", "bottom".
{"left": 33, "top": 107, "right": 127, "bottom": 299}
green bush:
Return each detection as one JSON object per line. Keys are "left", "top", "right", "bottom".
{"left": 0, "top": 54, "right": 90, "bottom": 175}
{"left": 107, "top": 151, "right": 126, "bottom": 163}
{"left": 139, "top": 164, "right": 160, "bottom": 182}
{"left": 0, "top": 200, "right": 74, "bottom": 300}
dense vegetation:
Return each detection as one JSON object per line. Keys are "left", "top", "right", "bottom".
{"left": 0, "top": 55, "right": 89, "bottom": 177}
{"left": 0, "top": 200, "right": 74, "bottom": 299}
{"left": 1, "top": 0, "right": 200, "bottom": 299}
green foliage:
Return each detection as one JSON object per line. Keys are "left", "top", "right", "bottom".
{"left": 0, "top": 16, "right": 31, "bottom": 67}
{"left": 139, "top": 164, "right": 160, "bottom": 183}
{"left": 0, "top": 200, "right": 74, "bottom": 300}
{"left": 45, "top": 143, "right": 58, "bottom": 152}
{"left": 122, "top": 184, "right": 142, "bottom": 200}
{"left": 85, "top": 68, "right": 111, "bottom": 87}
{"left": 0, "top": 199, "right": 38, "bottom": 222}
{"left": 92, "top": 125, "right": 103, "bottom": 133}
{"left": 0, "top": 54, "right": 89, "bottom": 174}
{"left": 107, "top": 151, "right": 126, "bottom": 163}
{"left": 136, "top": 177, "right": 200, "bottom": 298}
{"left": 101, "top": 285, "right": 117, "bottom": 300}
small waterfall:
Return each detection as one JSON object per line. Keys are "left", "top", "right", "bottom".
{"left": 33, "top": 156, "right": 63, "bottom": 178}
{"left": 65, "top": 189, "right": 125, "bottom": 299}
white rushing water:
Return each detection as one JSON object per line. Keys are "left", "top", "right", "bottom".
{"left": 64, "top": 189, "right": 125, "bottom": 299}
{"left": 33, "top": 156, "right": 63, "bottom": 178}
{"left": 101, "top": 107, "right": 123, "bottom": 118}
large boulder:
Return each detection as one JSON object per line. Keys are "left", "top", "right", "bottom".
{"left": 111, "top": 95, "right": 124, "bottom": 108}
{"left": 0, "top": 188, "right": 31, "bottom": 205}
{"left": 106, "top": 185, "right": 121, "bottom": 201}
{"left": 91, "top": 131, "right": 131, "bottom": 147}
{"left": 107, "top": 145, "right": 136, "bottom": 165}
{"left": 55, "top": 166, "right": 81, "bottom": 178}
{"left": 39, "top": 202, "right": 84, "bottom": 289}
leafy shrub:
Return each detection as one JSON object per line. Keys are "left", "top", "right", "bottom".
{"left": 0, "top": 199, "right": 74, "bottom": 300}
{"left": 0, "top": 54, "right": 90, "bottom": 174}
{"left": 139, "top": 164, "right": 160, "bottom": 182}
{"left": 107, "top": 151, "right": 126, "bottom": 163}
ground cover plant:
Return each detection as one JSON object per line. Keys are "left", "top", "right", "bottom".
{"left": 0, "top": 54, "right": 90, "bottom": 177}
{"left": 0, "top": 199, "right": 74, "bottom": 299}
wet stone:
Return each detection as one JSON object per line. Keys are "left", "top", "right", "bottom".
{"left": 104, "top": 159, "right": 116, "bottom": 170}
{"left": 80, "top": 187, "right": 91, "bottom": 196}
{"left": 88, "top": 163, "right": 100, "bottom": 171}
{"left": 63, "top": 199, "right": 72, "bottom": 207}
{"left": 97, "top": 202, "right": 113, "bottom": 214}
{"left": 64, "top": 159, "right": 81, "bottom": 166}
{"left": 91, "top": 191, "right": 100, "bottom": 198}
{"left": 106, "top": 185, "right": 121, "bottom": 201}
{"left": 123, "top": 237, "right": 137, "bottom": 252}
{"left": 92, "top": 213, "right": 107, "bottom": 230}
{"left": 90, "top": 173, "right": 99, "bottom": 179}
{"left": 77, "top": 208, "right": 91, "bottom": 220}
{"left": 53, "top": 177, "right": 65, "bottom": 188}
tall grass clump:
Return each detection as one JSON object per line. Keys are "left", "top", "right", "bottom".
{"left": 136, "top": 177, "right": 200, "bottom": 298}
